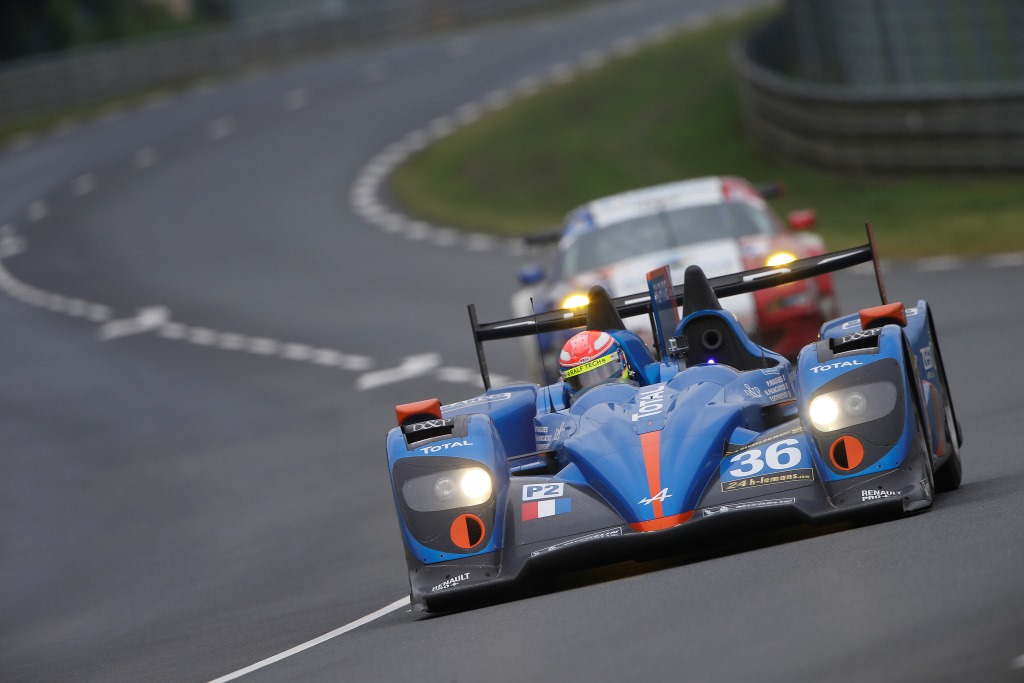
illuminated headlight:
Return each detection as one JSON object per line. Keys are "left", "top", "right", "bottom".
{"left": 402, "top": 467, "right": 493, "bottom": 512}
{"left": 766, "top": 251, "right": 797, "bottom": 267}
{"left": 808, "top": 382, "right": 897, "bottom": 432}
{"left": 561, "top": 293, "right": 589, "bottom": 309}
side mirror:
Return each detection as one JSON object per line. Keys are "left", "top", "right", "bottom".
{"left": 755, "top": 181, "right": 785, "bottom": 200}
{"left": 787, "top": 209, "right": 817, "bottom": 231}
{"left": 518, "top": 264, "right": 546, "bottom": 285}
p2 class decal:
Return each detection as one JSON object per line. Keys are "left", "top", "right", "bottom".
{"left": 720, "top": 435, "right": 813, "bottom": 493}
{"left": 829, "top": 435, "right": 865, "bottom": 471}
{"left": 450, "top": 514, "right": 486, "bottom": 549}
{"left": 522, "top": 483, "right": 564, "bottom": 501}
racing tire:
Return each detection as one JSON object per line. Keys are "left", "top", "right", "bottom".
{"left": 927, "top": 312, "right": 962, "bottom": 492}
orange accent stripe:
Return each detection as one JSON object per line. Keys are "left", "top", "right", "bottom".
{"left": 639, "top": 431, "right": 663, "bottom": 518}
{"left": 629, "top": 511, "right": 694, "bottom": 532}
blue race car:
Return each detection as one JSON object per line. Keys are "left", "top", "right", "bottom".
{"left": 386, "top": 232, "right": 962, "bottom": 612}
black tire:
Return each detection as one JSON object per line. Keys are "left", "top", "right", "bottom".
{"left": 927, "top": 312, "right": 963, "bottom": 492}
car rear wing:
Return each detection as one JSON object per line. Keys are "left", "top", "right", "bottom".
{"left": 470, "top": 226, "right": 886, "bottom": 389}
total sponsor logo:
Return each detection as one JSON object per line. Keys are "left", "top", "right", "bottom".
{"left": 418, "top": 440, "right": 472, "bottom": 455}
{"left": 632, "top": 384, "right": 667, "bottom": 422}
{"left": 431, "top": 572, "right": 470, "bottom": 593}
{"left": 810, "top": 360, "right": 863, "bottom": 374}
{"left": 702, "top": 497, "right": 796, "bottom": 517}
{"left": 862, "top": 488, "right": 900, "bottom": 502}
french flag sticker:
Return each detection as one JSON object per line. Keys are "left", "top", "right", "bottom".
{"left": 522, "top": 497, "right": 571, "bottom": 521}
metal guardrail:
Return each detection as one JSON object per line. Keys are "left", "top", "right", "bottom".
{"left": 0, "top": 0, "right": 591, "bottom": 129}
{"left": 732, "top": 3, "right": 1024, "bottom": 171}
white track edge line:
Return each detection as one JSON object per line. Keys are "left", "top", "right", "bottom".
{"left": 206, "top": 595, "right": 410, "bottom": 683}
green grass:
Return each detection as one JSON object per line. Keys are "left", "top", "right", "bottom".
{"left": 392, "top": 12, "right": 1024, "bottom": 258}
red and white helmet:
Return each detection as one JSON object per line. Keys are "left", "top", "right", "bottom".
{"left": 559, "top": 331, "right": 628, "bottom": 397}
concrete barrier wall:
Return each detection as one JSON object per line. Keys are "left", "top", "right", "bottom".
{"left": 733, "top": 6, "right": 1024, "bottom": 172}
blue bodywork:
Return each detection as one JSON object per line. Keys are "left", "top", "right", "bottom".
{"left": 387, "top": 257, "right": 962, "bottom": 611}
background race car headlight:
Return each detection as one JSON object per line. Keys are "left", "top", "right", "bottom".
{"left": 561, "top": 293, "right": 590, "bottom": 309}
{"left": 766, "top": 251, "right": 797, "bottom": 267}
{"left": 809, "top": 381, "right": 898, "bottom": 432}
{"left": 402, "top": 467, "right": 493, "bottom": 512}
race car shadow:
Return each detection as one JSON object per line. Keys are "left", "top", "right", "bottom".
{"left": 416, "top": 520, "right": 867, "bottom": 618}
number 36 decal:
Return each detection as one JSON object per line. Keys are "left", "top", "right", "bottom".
{"left": 726, "top": 438, "right": 805, "bottom": 478}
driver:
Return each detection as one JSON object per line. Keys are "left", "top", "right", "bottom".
{"left": 559, "top": 331, "right": 633, "bottom": 401}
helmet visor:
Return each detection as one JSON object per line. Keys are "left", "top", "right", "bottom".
{"left": 562, "top": 352, "right": 625, "bottom": 394}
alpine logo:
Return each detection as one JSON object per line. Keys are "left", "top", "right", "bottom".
{"left": 811, "top": 360, "right": 863, "bottom": 374}
{"left": 639, "top": 488, "right": 672, "bottom": 506}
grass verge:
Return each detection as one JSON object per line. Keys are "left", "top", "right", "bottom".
{"left": 391, "top": 11, "right": 1024, "bottom": 258}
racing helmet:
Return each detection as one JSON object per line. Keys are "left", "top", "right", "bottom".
{"left": 559, "top": 331, "right": 629, "bottom": 397}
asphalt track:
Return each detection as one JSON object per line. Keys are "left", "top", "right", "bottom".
{"left": 2, "top": 1, "right": 1023, "bottom": 681}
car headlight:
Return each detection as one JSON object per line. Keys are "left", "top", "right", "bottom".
{"left": 401, "top": 467, "right": 493, "bottom": 512}
{"left": 766, "top": 251, "right": 797, "bottom": 267}
{"left": 808, "top": 382, "right": 898, "bottom": 432}
{"left": 561, "top": 293, "right": 589, "bottom": 309}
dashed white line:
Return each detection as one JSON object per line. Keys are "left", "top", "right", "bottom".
{"left": 916, "top": 256, "right": 963, "bottom": 272}
{"left": 188, "top": 328, "right": 218, "bottom": 346}
{"left": 205, "top": 596, "right": 410, "bottom": 683}
{"left": 206, "top": 117, "right": 236, "bottom": 141}
{"left": 97, "top": 107, "right": 125, "bottom": 125}
{"left": 8, "top": 132, "right": 36, "bottom": 152}
{"left": 247, "top": 338, "right": 280, "bottom": 355}
{"left": 444, "top": 37, "right": 475, "bottom": 58}
{"left": 72, "top": 173, "right": 98, "bottom": 197}
{"left": 1011, "top": 653, "right": 1024, "bottom": 670}
{"left": 357, "top": 353, "right": 442, "bottom": 391}
{"left": 134, "top": 146, "right": 159, "bottom": 169}
{"left": 284, "top": 87, "right": 310, "bottom": 111}
{"left": 54, "top": 120, "right": 81, "bottom": 138}
{"left": 0, "top": 225, "right": 25, "bottom": 258}
{"left": 27, "top": 200, "right": 48, "bottom": 223}
{"left": 361, "top": 61, "right": 387, "bottom": 83}
{"left": 986, "top": 252, "right": 1024, "bottom": 268}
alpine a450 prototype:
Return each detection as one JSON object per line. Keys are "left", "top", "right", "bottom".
{"left": 386, "top": 230, "right": 962, "bottom": 612}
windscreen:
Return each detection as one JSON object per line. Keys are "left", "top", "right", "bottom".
{"left": 561, "top": 203, "right": 776, "bottom": 277}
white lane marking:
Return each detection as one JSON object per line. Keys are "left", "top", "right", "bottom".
{"left": 0, "top": 225, "right": 25, "bottom": 258}
{"left": 98, "top": 306, "right": 171, "bottom": 341}
{"left": 190, "top": 81, "right": 220, "bottom": 97}
{"left": 54, "top": 119, "right": 81, "bottom": 138}
{"left": 72, "top": 173, "right": 98, "bottom": 197}
{"left": 437, "top": 367, "right": 476, "bottom": 383}
{"left": 357, "top": 353, "right": 441, "bottom": 391}
{"left": 611, "top": 35, "right": 641, "bottom": 57}
{"left": 143, "top": 94, "right": 171, "bottom": 111}
{"left": 987, "top": 252, "right": 1024, "bottom": 268}
{"left": 134, "top": 146, "right": 159, "bottom": 169}
{"left": 444, "top": 37, "right": 475, "bottom": 58}
{"left": 284, "top": 87, "right": 310, "bottom": 111}
{"left": 578, "top": 49, "right": 608, "bottom": 70}
{"left": 1011, "top": 653, "right": 1024, "bottom": 670}
{"left": 8, "top": 132, "right": 36, "bottom": 152}
{"left": 917, "top": 256, "right": 963, "bottom": 272}
{"left": 97, "top": 107, "right": 125, "bottom": 125}
{"left": 361, "top": 61, "right": 387, "bottom": 83}
{"left": 27, "top": 201, "right": 48, "bottom": 222}
{"left": 206, "top": 117, "right": 236, "bottom": 141}
{"left": 547, "top": 62, "right": 577, "bottom": 84}
{"left": 206, "top": 596, "right": 410, "bottom": 683}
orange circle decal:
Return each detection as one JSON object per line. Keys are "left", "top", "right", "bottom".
{"left": 450, "top": 513, "right": 486, "bottom": 550}
{"left": 830, "top": 435, "right": 865, "bottom": 471}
